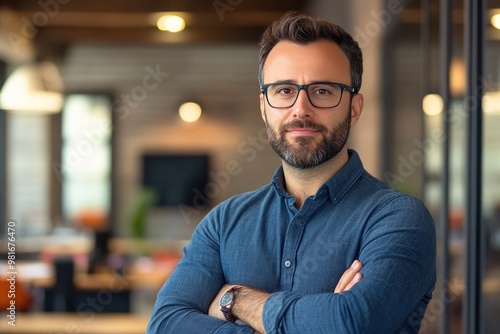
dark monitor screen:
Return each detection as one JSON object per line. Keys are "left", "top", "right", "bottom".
{"left": 142, "top": 154, "right": 209, "bottom": 207}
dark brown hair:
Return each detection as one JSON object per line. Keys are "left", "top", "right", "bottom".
{"left": 258, "top": 12, "right": 363, "bottom": 93}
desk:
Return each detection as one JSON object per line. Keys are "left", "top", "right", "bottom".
{"left": 7, "top": 313, "right": 150, "bottom": 334}
{"left": 1, "top": 258, "right": 178, "bottom": 313}
{"left": 1, "top": 257, "right": 177, "bottom": 290}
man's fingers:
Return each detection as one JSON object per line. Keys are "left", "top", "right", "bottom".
{"left": 334, "top": 260, "right": 363, "bottom": 293}
{"left": 344, "top": 272, "right": 362, "bottom": 291}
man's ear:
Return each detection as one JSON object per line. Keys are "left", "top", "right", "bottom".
{"left": 259, "top": 93, "right": 266, "bottom": 123}
{"left": 350, "top": 93, "right": 363, "bottom": 127}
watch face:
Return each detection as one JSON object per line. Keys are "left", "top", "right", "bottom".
{"left": 220, "top": 292, "right": 233, "bottom": 307}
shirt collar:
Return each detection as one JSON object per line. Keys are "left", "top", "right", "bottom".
{"left": 271, "top": 149, "right": 365, "bottom": 203}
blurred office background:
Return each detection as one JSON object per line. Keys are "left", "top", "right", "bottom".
{"left": 0, "top": 0, "right": 499, "bottom": 333}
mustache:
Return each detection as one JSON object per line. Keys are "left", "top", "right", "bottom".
{"left": 280, "top": 119, "right": 328, "bottom": 133}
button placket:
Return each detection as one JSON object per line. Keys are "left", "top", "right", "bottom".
{"left": 280, "top": 215, "right": 307, "bottom": 290}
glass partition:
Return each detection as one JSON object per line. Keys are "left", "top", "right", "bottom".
{"left": 386, "top": 0, "right": 500, "bottom": 332}
{"left": 482, "top": 8, "right": 500, "bottom": 329}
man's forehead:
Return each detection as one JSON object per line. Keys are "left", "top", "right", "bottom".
{"left": 263, "top": 40, "right": 351, "bottom": 81}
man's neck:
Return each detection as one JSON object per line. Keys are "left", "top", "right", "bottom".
{"left": 282, "top": 149, "right": 349, "bottom": 209}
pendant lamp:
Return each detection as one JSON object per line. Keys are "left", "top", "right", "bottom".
{"left": 0, "top": 61, "right": 64, "bottom": 114}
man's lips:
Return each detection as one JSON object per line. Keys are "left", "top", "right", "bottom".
{"left": 286, "top": 128, "right": 319, "bottom": 136}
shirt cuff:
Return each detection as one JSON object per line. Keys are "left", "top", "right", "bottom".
{"left": 262, "top": 292, "right": 300, "bottom": 334}
{"left": 213, "top": 322, "right": 255, "bottom": 334}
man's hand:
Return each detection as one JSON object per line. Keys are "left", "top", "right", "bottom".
{"left": 334, "top": 260, "right": 363, "bottom": 293}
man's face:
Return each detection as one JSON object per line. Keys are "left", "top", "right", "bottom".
{"left": 260, "top": 40, "right": 363, "bottom": 169}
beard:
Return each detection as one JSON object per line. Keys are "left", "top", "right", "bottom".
{"left": 265, "top": 109, "right": 351, "bottom": 169}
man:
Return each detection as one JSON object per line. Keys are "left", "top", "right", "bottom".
{"left": 147, "top": 12, "right": 436, "bottom": 334}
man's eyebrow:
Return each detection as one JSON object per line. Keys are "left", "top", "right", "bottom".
{"left": 267, "top": 80, "right": 337, "bottom": 85}
{"left": 267, "top": 80, "right": 296, "bottom": 84}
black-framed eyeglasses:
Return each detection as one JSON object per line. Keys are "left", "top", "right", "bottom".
{"left": 260, "top": 81, "right": 356, "bottom": 109}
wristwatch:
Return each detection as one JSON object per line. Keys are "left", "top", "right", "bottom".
{"left": 219, "top": 285, "right": 242, "bottom": 322}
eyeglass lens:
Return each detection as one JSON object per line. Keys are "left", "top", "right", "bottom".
{"left": 265, "top": 83, "right": 344, "bottom": 108}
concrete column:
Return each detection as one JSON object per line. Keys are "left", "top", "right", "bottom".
{"left": 306, "top": 0, "right": 385, "bottom": 178}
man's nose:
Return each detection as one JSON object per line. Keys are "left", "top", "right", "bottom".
{"left": 291, "top": 89, "right": 312, "bottom": 118}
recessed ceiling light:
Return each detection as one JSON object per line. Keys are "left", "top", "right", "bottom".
{"left": 483, "top": 91, "right": 500, "bottom": 114}
{"left": 179, "top": 102, "right": 202, "bottom": 123}
{"left": 492, "top": 13, "right": 500, "bottom": 29}
{"left": 422, "top": 94, "right": 443, "bottom": 116}
{"left": 157, "top": 15, "right": 185, "bottom": 32}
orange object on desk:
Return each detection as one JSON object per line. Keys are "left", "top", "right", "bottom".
{"left": 0, "top": 276, "right": 32, "bottom": 311}
{"left": 75, "top": 210, "right": 108, "bottom": 231}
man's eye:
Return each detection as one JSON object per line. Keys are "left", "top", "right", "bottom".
{"left": 276, "top": 87, "right": 295, "bottom": 95}
{"left": 313, "top": 87, "right": 333, "bottom": 95}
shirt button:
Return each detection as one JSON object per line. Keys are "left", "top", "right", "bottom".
{"left": 294, "top": 219, "right": 301, "bottom": 225}
{"left": 284, "top": 260, "right": 291, "bottom": 268}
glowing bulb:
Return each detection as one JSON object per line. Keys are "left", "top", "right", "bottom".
{"left": 483, "top": 92, "right": 500, "bottom": 114}
{"left": 157, "top": 15, "right": 185, "bottom": 32}
{"left": 422, "top": 94, "right": 443, "bottom": 116}
{"left": 492, "top": 14, "right": 500, "bottom": 30}
{"left": 179, "top": 102, "right": 202, "bottom": 123}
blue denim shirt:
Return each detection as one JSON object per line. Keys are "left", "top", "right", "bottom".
{"left": 147, "top": 150, "right": 436, "bottom": 334}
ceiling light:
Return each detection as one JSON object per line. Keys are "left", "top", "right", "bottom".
{"left": 0, "top": 61, "right": 64, "bottom": 114}
{"left": 422, "top": 94, "right": 443, "bottom": 116}
{"left": 483, "top": 91, "right": 500, "bottom": 114}
{"left": 179, "top": 102, "right": 202, "bottom": 123}
{"left": 492, "top": 13, "right": 500, "bottom": 29}
{"left": 450, "top": 58, "right": 465, "bottom": 96}
{"left": 157, "top": 15, "right": 185, "bottom": 32}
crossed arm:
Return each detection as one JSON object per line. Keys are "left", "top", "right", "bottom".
{"left": 148, "top": 196, "right": 436, "bottom": 333}
{"left": 208, "top": 260, "right": 363, "bottom": 334}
